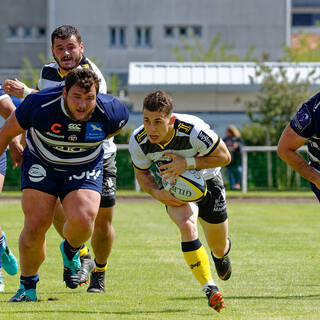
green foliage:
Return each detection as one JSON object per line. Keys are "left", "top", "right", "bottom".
{"left": 171, "top": 33, "right": 260, "bottom": 62}
{"left": 107, "top": 74, "right": 123, "bottom": 97}
{"left": 242, "top": 64, "right": 316, "bottom": 145}
{"left": 282, "top": 31, "right": 320, "bottom": 62}
{"left": 18, "top": 54, "right": 49, "bottom": 87}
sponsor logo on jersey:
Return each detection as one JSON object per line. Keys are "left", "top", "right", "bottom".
{"left": 197, "top": 130, "right": 213, "bottom": 148}
{"left": 68, "top": 135, "right": 78, "bottom": 142}
{"left": 85, "top": 123, "right": 106, "bottom": 141}
{"left": 293, "top": 104, "right": 311, "bottom": 132}
{"left": 135, "top": 128, "right": 147, "bottom": 143}
{"left": 68, "top": 168, "right": 101, "bottom": 181}
{"left": 68, "top": 123, "right": 82, "bottom": 132}
{"left": 54, "top": 146, "right": 87, "bottom": 153}
{"left": 46, "top": 131, "right": 65, "bottom": 139}
{"left": 177, "top": 121, "right": 193, "bottom": 134}
{"left": 28, "top": 164, "right": 46, "bottom": 182}
{"left": 51, "top": 123, "right": 62, "bottom": 133}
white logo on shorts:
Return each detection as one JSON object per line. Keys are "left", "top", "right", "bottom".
{"left": 28, "top": 164, "right": 47, "bottom": 182}
{"left": 68, "top": 169, "right": 101, "bottom": 181}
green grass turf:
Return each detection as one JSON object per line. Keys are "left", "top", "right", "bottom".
{"left": 0, "top": 200, "right": 319, "bottom": 319}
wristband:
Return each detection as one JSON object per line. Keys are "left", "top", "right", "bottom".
{"left": 22, "top": 85, "right": 33, "bottom": 98}
{"left": 186, "top": 157, "right": 196, "bottom": 169}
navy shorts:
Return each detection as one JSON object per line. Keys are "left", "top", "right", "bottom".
{"left": 21, "top": 152, "right": 103, "bottom": 201}
{"left": 0, "top": 152, "right": 6, "bottom": 176}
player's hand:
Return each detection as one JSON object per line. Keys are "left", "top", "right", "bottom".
{"left": 8, "top": 136, "right": 24, "bottom": 168}
{"left": 4, "top": 79, "right": 26, "bottom": 98}
{"left": 153, "top": 189, "right": 185, "bottom": 207}
{"left": 158, "top": 152, "right": 186, "bottom": 183}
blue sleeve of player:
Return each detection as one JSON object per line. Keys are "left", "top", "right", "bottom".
{"left": 104, "top": 98, "right": 129, "bottom": 134}
{"left": 14, "top": 94, "right": 35, "bottom": 130}
{"left": 290, "top": 93, "right": 318, "bottom": 138}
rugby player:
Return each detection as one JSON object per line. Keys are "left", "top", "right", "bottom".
{"left": 128, "top": 90, "right": 232, "bottom": 312}
{"left": 0, "top": 86, "right": 21, "bottom": 292}
{"left": 5, "top": 25, "right": 116, "bottom": 292}
{"left": 278, "top": 91, "right": 320, "bottom": 201}
{"left": 0, "top": 68, "right": 128, "bottom": 302}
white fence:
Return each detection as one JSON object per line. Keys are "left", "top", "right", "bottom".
{"left": 116, "top": 144, "right": 308, "bottom": 193}
{"left": 241, "top": 145, "right": 307, "bottom": 193}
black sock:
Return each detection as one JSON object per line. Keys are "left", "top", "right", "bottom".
{"left": 63, "top": 240, "right": 80, "bottom": 260}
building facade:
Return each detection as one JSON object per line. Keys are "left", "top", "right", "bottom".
{"left": 0, "top": 0, "right": 291, "bottom": 83}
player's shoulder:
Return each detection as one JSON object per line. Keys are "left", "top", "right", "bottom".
{"left": 131, "top": 125, "right": 147, "bottom": 144}
{"left": 40, "top": 62, "right": 60, "bottom": 80}
{"left": 27, "top": 86, "right": 63, "bottom": 106}
{"left": 174, "top": 113, "right": 209, "bottom": 135}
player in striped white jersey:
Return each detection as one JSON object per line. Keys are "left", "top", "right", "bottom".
{"left": 129, "top": 90, "right": 232, "bottom": 312}
{"left": 4, "top": 25, "right": 117, "bottom": 292}
{"left": 0, "top": 68, "right": 128, "bottom": 302}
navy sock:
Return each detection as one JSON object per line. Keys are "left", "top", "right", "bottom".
{"left": 20, "top": 274, "right": 39, "bottom": 290}
{"left": 63, "top": 240, "right": 80, "bottom": 260}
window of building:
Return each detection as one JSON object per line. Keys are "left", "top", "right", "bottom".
{"left": 164, "top": 26, "right": 175, "bottom": 38}
{"left": 7, "top": 25, "right": 46, "bottom": 41}
{"left": 179, "top": 26, "right": 188, "bottom": 37}
{"left": 8, "top": 26, "right": 18, "bottom": 38}
{"left": 292, "top": 13, "right": 320, "bottom": 26}
{"left": 135, "top": 27, "right": 152, "bottom": 48}
{"left": 37, "top": 27, "right": 46, "bottom": 38}
{"left": 192, "top": 26, "right": 202, "bottom": 37}
{"left": 109, "top": 26, "right": 126, "bottom": 48}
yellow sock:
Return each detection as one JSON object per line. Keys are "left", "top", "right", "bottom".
{"left": 95, "top": 262, "right": 108, "bottom": 273}
{"left": 79, "top": 244, "right": 89, "bottom": 257}
{"left": 182, "top": 239, "right": 213, "bottom": 286}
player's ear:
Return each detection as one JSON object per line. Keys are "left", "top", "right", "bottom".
{"left": 80, "top": 42, "right": 84, "bottom": 54}
{"left": 62, "top": 87, "right": 67, "bottom": 99}
{"left": 169, "top": 116, "right": 176, "bottom": 124}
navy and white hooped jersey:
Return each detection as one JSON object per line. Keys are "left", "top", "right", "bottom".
{"left": 38, "top": 56, "right": 107, "bottom": 94}
{"left": 129, "top": 113, "right": 221, "bottom": 180}
{"left": 290, "top": 91, "right": 320, "bottom": 171}
{"left": 37, "top": 56, "right": 116, "bottom": 157}
{"left": 15, "top": 86, "right": 129, "bottom": 171}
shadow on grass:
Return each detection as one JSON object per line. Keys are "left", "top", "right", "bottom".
{"left": 0, "top": 309, "right": 186, "bottom": 315}
{"left": 170, "top": 294, "right": 320, "bottom": 301}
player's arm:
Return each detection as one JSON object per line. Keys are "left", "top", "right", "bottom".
{"left": 159, "top": 139, "right": 231, "bottom": 181}
{"left": 277, "top": 124, "right": 320, "bottom": 188}
{"left": 133, "top": 167, "right": 184, "bottom": 207}
{"left": 0, "top": 112, "right": 25, "bottom": 158}
{"left": 0, "top": 96, "right": 24, "bottom": 167}
{"left": 3, "top": 79, "right": 38, "bottom": 99}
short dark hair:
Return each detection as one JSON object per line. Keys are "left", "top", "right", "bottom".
{"left": 65, "top": 68, "right": 99, "bottom": 94}
{"left": 51, "top": 25, "right": 82, "bottom": 46}
{"left": 143, "top": 90, "right": 173, "bottom": 116}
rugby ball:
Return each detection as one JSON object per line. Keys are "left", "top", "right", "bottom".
{"left": 162, "top": 170, "right": 207, "bottom": 202}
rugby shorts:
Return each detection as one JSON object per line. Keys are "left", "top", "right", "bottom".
{"left": 196, "top": 172, "right": 228, "bottom": 224}
{"left": 0, "top": 152, "right": 6, "bottom": 176}
{"left": 20, "top": 152, "right": 103, "bottom": 201}
{"left": 100, "top": 153, "right": 117, "bottom": 208}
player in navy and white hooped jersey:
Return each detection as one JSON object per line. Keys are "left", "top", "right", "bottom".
{"left": 278, "top": 91, "right": 320, "bottom": 201}
{"left": 0, "top": 69, "right": 128, "bottom": 302}
{"left": 4, "top": 25, "right": 121, "bottom": 291}
{"left": 128, "top": 90, "right": 232, "bottom": 312}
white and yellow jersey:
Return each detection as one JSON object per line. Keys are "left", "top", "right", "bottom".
{"left": 129, "top": 113, "right": 221, "bottom": 180}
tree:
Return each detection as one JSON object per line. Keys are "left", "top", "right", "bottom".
{"left": 171, "top": 33, "right": 260, "bottom": 62}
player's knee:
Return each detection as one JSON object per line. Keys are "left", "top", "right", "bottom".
{"left": 179, "top": 219, "right": 197, "bottom": 237}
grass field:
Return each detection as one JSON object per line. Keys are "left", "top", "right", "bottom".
{"left": 0, "top": 199, "right": 319, "bottom": 319}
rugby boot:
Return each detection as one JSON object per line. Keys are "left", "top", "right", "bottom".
{"left": 79, "top": 254, "right": 96, "bottom": 285}
{"left": 87, "top": 271, "right": 105, "bottom": 293}
{"left": 9, "top": 284, "right": 37, "bottom": 302}
{"left": 203, "top": 285, "right": 225, "bottom": 312}
{"left": 1, "top": 232, "right": 18, "bottom": 275}
{"left": 60, "top": 241, "right": 81, "bottom": 289}
{"left": 211, "top": 238, "right": 232, "bottom": 281}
